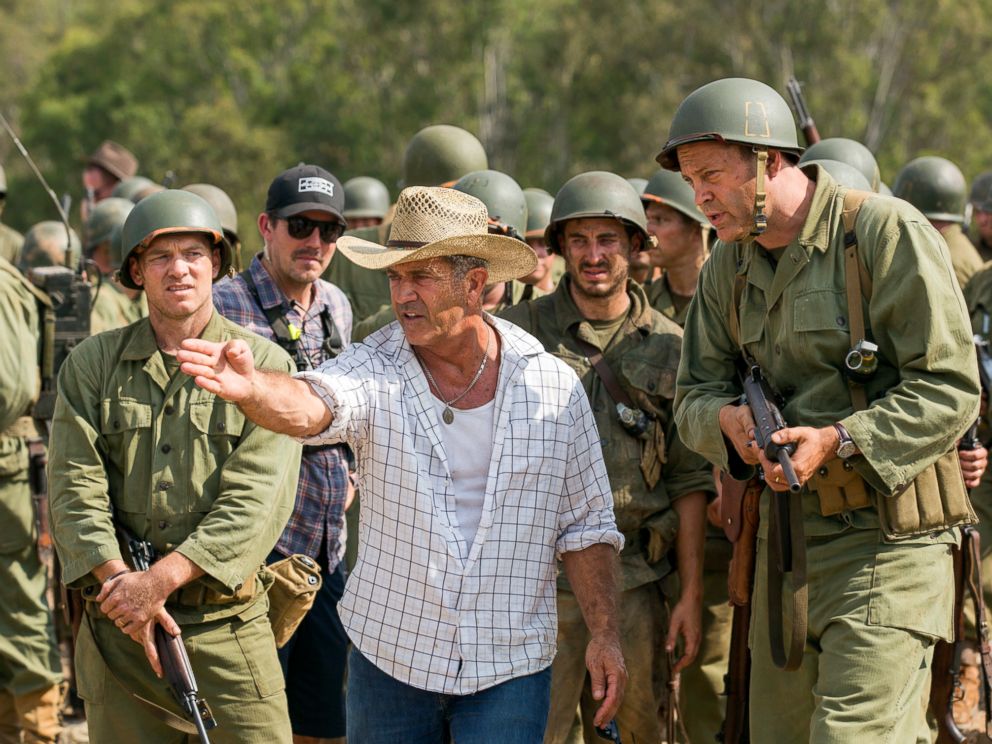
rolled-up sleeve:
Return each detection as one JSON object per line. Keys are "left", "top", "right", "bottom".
{"left": 556, "top": 378, "right": 624, "bottom": 558}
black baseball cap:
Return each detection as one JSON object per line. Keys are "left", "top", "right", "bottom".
{"left": 266, "top": 163, "right": 345, "bottom": 221}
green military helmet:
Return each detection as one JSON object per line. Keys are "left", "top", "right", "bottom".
{"left": 112, "top": 175, "right": 164, "bottom": 203}
{"left": 801, "top": 159, "right": 872, "bottom": 192}
{"left": 19, "top": 221, "right": 81, "bottom": 272}
{"left": 524, "top": 189, "right": 554, "bottom": 238}
{"left": 403, "top": 125, "right": 488, "bottom": 187}
{"left": 656, "top": 77, "right": 802, "bottom": 171}
{"left": 117, "top": 189, "right": 231, "bottom": 290}
{"left": 84, "top": 197, "right": 134, "bottom": 253}
{"left": 641, "top": 169, "right": 707, "bottom": 225}
{"left": 626, "top": 177, "right": 648, "bottom": 195}
{"left": 798, "top": 138, "right": 880, "bottom": 192}
{"left": 970, "top": 171, "right": 992, "bottom": 213}
{"left": 343, "top": 176, "right": 391, "bottom": 220}
{"left": 892, "top": 156, "right": 968, "bottom": 223}
{"left": 182, "top": 183, "right": 239, "bottom": 241}
{"left": 546, "top": 171, "right": 651, "bottom": 253}
{"left": 109, "top": 221, "right": 128, "bottom": 271}
{"left": 452, "top": 169, "right": 528, "bottom": 239}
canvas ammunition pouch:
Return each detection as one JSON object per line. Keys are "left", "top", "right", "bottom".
{"left": 807, "top": 458, "right": 871, "bottom": 515}
{"left": 876, "top": 450, "right": 975, "bottom": 540}
{"left": 265, "top": 554, "right": 322, "bottom": 648}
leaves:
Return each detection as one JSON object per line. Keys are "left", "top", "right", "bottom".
{"left": 2, "top": 0, "right": 991, "bottom": 234}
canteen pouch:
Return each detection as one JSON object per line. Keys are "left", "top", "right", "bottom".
{"left": 266, "top": 554, "right": 322, "bottom": 648}
{"left": 877, "top": 450, "right": 977, "bottom": 540}
{"left": 808, "top": 459, "right": 872, "bottom": 516}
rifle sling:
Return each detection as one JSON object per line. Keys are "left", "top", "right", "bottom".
{"left": 571, "top": 332, "right": 636, "bottom": 410}
{"left": 82, "top": 613, "right": 200, "bottom": 736}
{"left": 962, "top": 527, "right": 992, "bottom": 734}
{"left": 766, "top": 489, "right": 808, "bottom": 671}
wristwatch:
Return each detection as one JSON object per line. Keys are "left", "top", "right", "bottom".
{"left": 834, "top": 423, "right": 858, "bottom": 459}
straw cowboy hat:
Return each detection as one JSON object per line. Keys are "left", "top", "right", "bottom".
{"left": 336, "top": 186, "right": 537, "bottom": 284}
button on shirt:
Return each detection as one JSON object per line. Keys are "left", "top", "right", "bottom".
{"left": 297, "top": 316, "right": 623, "bottom": 694}
{"left": 214, "top": 254, "right": 352, "bottom": 567}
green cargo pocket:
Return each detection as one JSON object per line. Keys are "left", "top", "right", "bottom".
{"left": 0, "top": 438, "right": 34, "bottom": 553}
{"left": 188, "top": 400, "right": 246, "bottom": 512}
{"left": 866, "top": 539, "right": 954, "bottom": 642}
{"left": 233, "top": 611, "right": 286, "bottom": 699}
{"left": 99, "top": 398, "right": 153, "bottom": 513}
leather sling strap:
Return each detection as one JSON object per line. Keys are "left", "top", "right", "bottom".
{"left": 963, "top": 526, "right": 992, "bottom": 735}
{"left": 571, "top": 328, "right": 637, "bottom": 410}
{"left": 766, "top": 489, "right": 808, "bottom": 671}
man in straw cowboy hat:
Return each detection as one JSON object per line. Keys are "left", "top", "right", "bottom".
{"left": 178, "top": 185, "right": 627, "bottom": 742}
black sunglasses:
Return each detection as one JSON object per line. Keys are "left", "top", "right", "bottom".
{"left": 283, "top": 215, "right": 344, "bottom": 243}
{"left": 595, "top": 720, "right": 622, "bottom": 743}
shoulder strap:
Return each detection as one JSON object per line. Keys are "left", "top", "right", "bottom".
{"left": 840, "top": 190, "right": 874, "bottom": 412}
{"left": 572, "top": 332, "right": 636, "bottom": 409}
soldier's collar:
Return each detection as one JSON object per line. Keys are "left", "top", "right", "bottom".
{"left": 796, "top": 164, "right": 840, "bottom": 254}
{"left": 121, "top": 310, "right": 226, "bottom": 361}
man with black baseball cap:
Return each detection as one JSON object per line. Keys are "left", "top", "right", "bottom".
{"left": 213, "top": 163, "right": 353, "bottom": 744}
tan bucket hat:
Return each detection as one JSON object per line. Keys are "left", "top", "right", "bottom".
{"left": 336, "top": 186, "right": 536, "bottom": 284}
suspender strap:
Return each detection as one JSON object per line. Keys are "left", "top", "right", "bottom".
{"left": 240, "top": 268, "right": 343, "bottom": 370}
{"left": 841, "top": 190, "right": 874, "bottom": 412}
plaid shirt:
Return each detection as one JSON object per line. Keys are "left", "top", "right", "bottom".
{"left": 213, "top": 254, "right": 353, "bottom": 567}
{"left": 297, "top": 316, "right": 623, "bottom": 694}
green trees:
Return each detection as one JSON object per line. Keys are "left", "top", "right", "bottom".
{"left": 2, "top": 0, "right": 991, "bottom": 235}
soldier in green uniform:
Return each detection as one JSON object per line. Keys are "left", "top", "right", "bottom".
{"left": 111, "top": 176, "right": 164, "bottom": 204}
{"left": 502, "top": 171, "right": 713, "bottom": 744}
{"left": 83, "top": 197, "right": 146, "bottom": 334}
{"left": 521, "top": 188, "right": 565, "bottom": 294}
{"left": 969, "top": 171, "right": 992, "bottom": 263}
{"left": 324, "top": 125, "right": 489, "bottom": 335}
{"left": 342, "top": 177, "right": 390, "bottom": 230}
{"left": 48, "top": 190, "right": 302, "bottom": 743}
{"left": 0, "top": 165, "right": 25, "bottom": 266}
{"left": 640, "top": 169, "right": 710, "bottom": 325}
{"left": 638, "top": 168, "right": 729, "bottom": 743}
{"left": 662, "top": 77, "right": 979, "bottom": 743}
{"left": 798, "top": 137, "right": 881, "bottom": 192}
{"left": 182, "top": 183, "right": 243, "bottom": 272}
{"left": 0, "top": 257, "right": 62, "bottom": 743}
{"left": 893, "top": 156, "right": 983, "bottom": 288}
{"left": 17, "top": 221, "right": 81, "bottom": 273}
{"left": 452, "top": 169, "right": 538, "bottom": 313}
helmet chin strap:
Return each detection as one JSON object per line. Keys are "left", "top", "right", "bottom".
{"left": 751, "top": 148, "right": 769, "bottom": 237}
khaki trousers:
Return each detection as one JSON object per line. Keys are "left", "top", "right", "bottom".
{"left": 749, "top": 527, "right": 954, "bottom": 744}
{"left": 76, "top": 600, "right": 292, "bottom": 744}
{"left": 545, "top": 582, "right": 666, "bottom": 744}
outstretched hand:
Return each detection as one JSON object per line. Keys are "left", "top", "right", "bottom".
{"left": 178, "top": 338, "right": 256, "bottom": 402}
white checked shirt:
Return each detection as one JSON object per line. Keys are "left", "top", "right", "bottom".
{"left": 297, "top": 315, "right": 623, "bottom": 694}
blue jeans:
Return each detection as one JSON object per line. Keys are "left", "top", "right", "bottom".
{"left": 347, "top": 648, "right": 551, "bottom": 743}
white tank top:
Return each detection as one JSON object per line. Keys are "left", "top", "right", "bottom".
{"left": 431, "top": 395, "right": 496, "bottom": 553}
